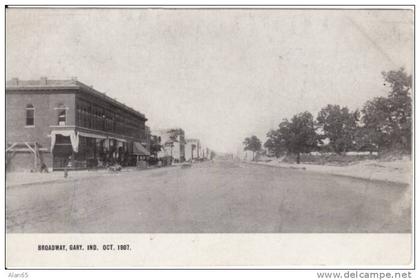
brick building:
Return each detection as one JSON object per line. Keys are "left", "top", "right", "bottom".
{"left": 6, "top": 77, "right": 149, "bottom": 172}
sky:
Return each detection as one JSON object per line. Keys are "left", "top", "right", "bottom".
{"left": 6, "top": 8, "right": 413, "bottom": 154}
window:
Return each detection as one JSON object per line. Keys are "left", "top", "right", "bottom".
{"left": 58, "top": 110, "right": 66, "bottom": 126}
{"left": 76, "top": 100, "right": 93, "bottom": 128}
{"left": 56, "top": 104, "right": 67, "bottom": 126}
{"left": 25, "top": 104, "right": 34, "bottom": 126}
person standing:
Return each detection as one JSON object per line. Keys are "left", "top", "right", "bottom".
{"left": 64, "top": 155, "right": 72, "bottom": 178}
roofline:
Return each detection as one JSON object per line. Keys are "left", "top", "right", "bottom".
{"left": 6, "top": 79, "right": 147, "bottom": 121}
{"left": 153, "top": 128, "right": 185, "bottom": 133}
{"left": 6, "top": 85, "right": 79, "bottom": 91}
{"left": 74, "top": 81, "right": 147, "bottom": 121}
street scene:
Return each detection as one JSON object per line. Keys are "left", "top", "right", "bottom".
{"left": 6, "top": 160, "right": 411, "bottom": 233}
{"left": 5, "top": 9, "right": 413, "bottom": 235}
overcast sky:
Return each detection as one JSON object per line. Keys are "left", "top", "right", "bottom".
{"left": 6, "top": 8, "right": 413, "bottom": 153}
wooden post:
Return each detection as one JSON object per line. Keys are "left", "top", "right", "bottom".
{"left": 24, "top": 142, "right": 37, "bottom": 171}
{"left": 34, "top": 142, "right": 38, "bottom": 171}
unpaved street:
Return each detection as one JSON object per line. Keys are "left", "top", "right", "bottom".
{"left": 6, "top": 160, "right": 411, "bottom": 233}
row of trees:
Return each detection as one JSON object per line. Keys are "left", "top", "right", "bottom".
{"left": 244, "top": 68, "right": 412, "bottom": 163}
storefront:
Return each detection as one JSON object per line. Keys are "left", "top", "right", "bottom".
{"left": 50, "top": 129, "right": 140, "bottom": 170}
{"left": 6, "top": 78, "right": 149, "bottom": 172}
{"left": 133, "top": 141, "right": 150, "bottom": 168}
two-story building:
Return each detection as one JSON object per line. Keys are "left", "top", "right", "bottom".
{"left": 153, "top": 128, "right": 186, "bottom": 163}
{"left": 6, "top": 77, "right": 150, "bottom": 171}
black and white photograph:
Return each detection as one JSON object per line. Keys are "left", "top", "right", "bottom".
{"left": 4, "top": 5, "right": 414, "bottom": 270}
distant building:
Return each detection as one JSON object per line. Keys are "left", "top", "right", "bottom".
{"left": 202, "top": 146, "right": 211, "bottom": 159}
{"left": 185, "top": 138, "right": 200, "bottom": 161}
{"left": 153, "top": 128, "right": 186, "bottom": 163}
{"left": 143, "top": 126, "right": 152, "bottom": 153}
{"left": 200, "top": 145, "right": 212, "bottom": 159}
{"left": 6, "top": 77, "right": 150, "bottom": 171}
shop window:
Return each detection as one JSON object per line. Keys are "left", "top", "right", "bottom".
{"left": 25, "top": 104, "right": 34, "bottom": 126}
{"left": 55, "top": 134, "right": 71, "bottom": 144}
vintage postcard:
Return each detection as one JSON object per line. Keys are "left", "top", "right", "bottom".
{"left": 4, "top": 6, "right": 414, "bottom": 268}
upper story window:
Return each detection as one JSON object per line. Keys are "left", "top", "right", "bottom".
{"left": 25, "top": 104, "right": 34, "bottom": 126}
{"left": 56, "top": 104, "right": 67, "bottom": 126}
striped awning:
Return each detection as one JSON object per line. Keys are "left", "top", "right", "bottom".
{"left": 133, "top": 142, "right": 150, "bottom": 156}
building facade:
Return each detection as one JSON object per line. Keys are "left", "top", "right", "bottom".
{"left": 6, "top": 78, "right": 149, "bottom": 171}
{"left": 153, "top": 128, "right": 186, "bottom": 163}
{"left": 185, "top": 138, "right": 200, "bottom": 161}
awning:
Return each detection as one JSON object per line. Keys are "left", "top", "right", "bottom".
{"left": 78, "top": 131, "right": 107, "bottom": 139}
{"left": 50, "top": 130, "right": 79, "bottom": 153}
{"left": 133, "top": 142, "right": 150, "bottom": 156}
{"left": 109, "top": 137, "right": 127, "bottom": 143}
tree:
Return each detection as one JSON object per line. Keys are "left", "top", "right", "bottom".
{"left": 264, "top": 129, "right": 285, "bottom": 158}
{"left": 278, "top": 111, "right": 320, "bottom": 164}
{"left": 361, "top": 68, "right": 412, "bottom": 153}
{"left": 317, "top": 104, "right": 359, "bottom": 154}
{"left": 243, "top": 135, "right": 262, "bottom": 161}
{"left": 360, "top": 96, "right": 392, "bottom": 153}
{"left": 382, "top": 68, "right": 412, "bottom": 151}
{"left": 149, "top": 136, "right": 162, "bottom": 157}
{"left": 383, "top": 68, "right": 412, "bottom": 95}
{"left": 353, "top": 126, "right": 379, "bottom": 154}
